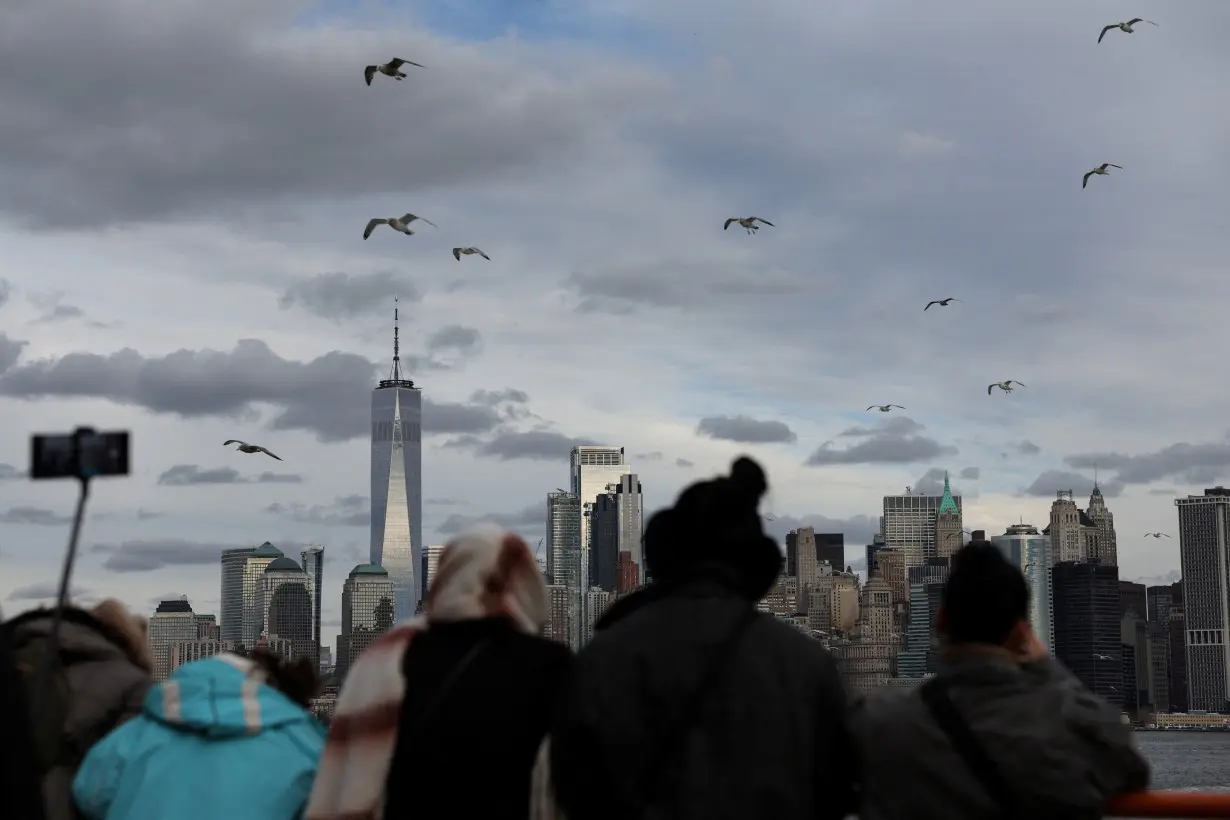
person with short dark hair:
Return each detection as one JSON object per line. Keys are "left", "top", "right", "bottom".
{"left": 71, "top": 649, "right": 325, "bottom": 820}
{"left": 544, "top": 456, "right": 857, "bottom": 820}
{"left": 852, "top": 540, "right": 1150, "bottom": 820}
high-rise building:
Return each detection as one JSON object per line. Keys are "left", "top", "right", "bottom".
{"left": 1175, "top": 487, "right": 1230, "bottom": 712}
{"left": 547, "top": 490, "right": 582, "bottom": 647}
{"left": 261, "top": 557, "right": 314, "bottom": 662}
{"left": 370, "top": 300, "right": 423, "bottom": 622}
{"left": 933, "top": 474, "right": 964, "bottom": 561}
{"left": 583, "top": 587, "right": 616, "bottom": 644}
{"left": 1120, "top": 581, "right": 1147, "bottom": 621}
{"left": 590, "top": 494, "right": 618, "bottom": 591}
{"left": 617, "top": 551, "right": 639, "bottom": 594}
{"left": 882, "top": 485, "right": 961, "bottom": 569}
{"left": 194, "top": 613, "right": 220, "bottom": 641}
{"left": 170, "top": 640, "right": 229, "bottom": 671}
{"left": 1046, "top": 491, "right": 1087, "bottom": 564}
{"left": 1147, "top": 581, "right": 1184, "bottom": 712}
{"left": 992, "top": 523, "right": 1054, "bottom": 653}
{"left": 422, "top": 544, "right": 446, "bottom": 595}
{"left": 570, "top": 446, "right": 630, "bottom": 594}
{"left": 1169, "top": 603, "right": 1189, "bottom": 713}
{"left": 219, "top": 542, "right": 284, "bottom": 649}
{"left": 788, "top": 528, "right": 846, "bottom": 588}
{"left": 544, "top": 584, "right": 574, "bottom": 645}
{"left": 1052, "top": 561, "right": 1123, "bottom": 706}
{"left": 301, "top": 546, "right": 324, "bottom": 667}
{"left": 1121, "top": 613, "right": 1152, "bottom": 716}
{"left": 865, "top": 533, "right": 886, "bottom": 581}
{"left": 896, "top": 560, "right": 949, "bottom": 678}
{"left": 833, "top": 578, "right": 899, "bottom": 698}
{"left": 338, "top": 564, "right": 396, "bottom": 681}
{"left": 1086, "top": 482, "right": 1119, "bottom": 566}
{"left": 149, "top": 598, "right": 199, "bottom": 681}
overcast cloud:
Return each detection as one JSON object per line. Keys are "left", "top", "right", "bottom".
{"left": 1, "top": 0, "right": 1223, "bottom": 645}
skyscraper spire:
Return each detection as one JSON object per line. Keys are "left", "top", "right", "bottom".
{"left": 937, "top": 470, "right": 959, "bottom": 515}
{"left": 389, "top": 297, "right": 402, "bottom": 382}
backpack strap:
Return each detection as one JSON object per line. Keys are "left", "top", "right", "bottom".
{"left": 921, "top": 677, "right": 1021, "bottom": 820}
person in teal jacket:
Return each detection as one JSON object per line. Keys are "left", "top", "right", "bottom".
{"left": 71, "top": 648, "right": 325, "bottom": 820}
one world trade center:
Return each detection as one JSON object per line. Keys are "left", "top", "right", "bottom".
{"left": 370, "top": 300, "right": 423, "bottom": 621}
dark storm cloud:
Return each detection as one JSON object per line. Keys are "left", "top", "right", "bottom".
{"left": 695, "top": 415, "right": 797, "bottom": 445}
{"left": 675, "top": 457, "right": 695, "bottom": 468}
{"left": 422, "top": 399, "right": 501, "bottom": 434}
{"left": 0, "top": 506, "right": 72, "bottom": 526}
{"left": 1022, "top": 470, "right": 1124, "bottom": 499}
{"left": 1066, "top": 440, "right": 1230, "bottom": 486}
{"left": 763, "top": 513, "right": 879, "bottom": 556}
{"left": 426, "top": 325, "right": 483, "bottom": 357}
{"left": 7, "top": 582, "right": 91, "bottom": 601}
{"left": 0, "top": 463, "right": 25, "bottom": 480}
{"left": 959, "top": 466, "right": 980, "bottom": 480}
{"left": 92, "top": 539, "right": 241, "bottom": 572}
{"left": 278, "top": 272, "right": 419, "bottom": 323}
{"left": 0, "top": 1, "right": 658, "bottom": 229}
{"left": 0, "top": 333, "right": 27, "bottom": 373}
{"left": 266, "top": 495, "right": 370, "bottom": 527}
{"left": 463, "top": 430, "right": 594, "bottom": 462}
{"left": 157, "top": 464, "right": 304, "bottom": 485}
{"left": 1017, "top": 440, "right": 1042, "bottom": 456}
{"left": 435, "top": 504, "right": 543, "bottom": 537}
{"left": 807, "top": 417, "right": 955, "bottom": 466}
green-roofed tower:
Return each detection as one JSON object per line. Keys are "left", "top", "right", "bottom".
{"left": 935, "top": 471, "right": 964, "bottom": 560}
{"left": 937, "top": 472, "right": 959, "bottom": 515}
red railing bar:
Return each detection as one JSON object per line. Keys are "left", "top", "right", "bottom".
{"left": 1108, "top": 792, "right": 1230, "bottom": 818}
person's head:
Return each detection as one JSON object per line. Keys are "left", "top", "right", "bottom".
{"left": 936, "top": 541, "right": 1031, "bottom": 649}
{"left": 426, "top": 527, "right": 548, "bottom": 634}
{"left": 91, "top": 598, "right": 153, "bottom": 672}
{"left": 642, "top": 455, "right": 781, "bottom": 601}
{"left": 248, "top": 647, "right": 321, "bottom": 708}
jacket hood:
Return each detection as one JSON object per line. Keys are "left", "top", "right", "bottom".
{"left": 144, "top": 652, "right": 317, "bottom": 738}
{"left": 7, "top": 606, "right": 151, "bottom": 671}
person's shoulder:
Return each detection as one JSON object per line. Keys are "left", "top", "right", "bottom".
{"left": 507, "top": 630, "right": 573, "bottom": 665}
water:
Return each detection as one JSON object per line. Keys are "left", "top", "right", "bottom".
{"left": 1134, "top": 732, "right": 1230, "bottom": 791}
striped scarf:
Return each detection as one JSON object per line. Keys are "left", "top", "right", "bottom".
{"left": 304, "top": 527, "right": 549, "bottom": 820}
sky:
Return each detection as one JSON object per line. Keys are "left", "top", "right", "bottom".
{"left": 1, "top": 0, "right": 1224, "bottom": 644}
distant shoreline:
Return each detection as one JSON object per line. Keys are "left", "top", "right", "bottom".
{"left": 1134, "top": 727, "right": 1230, "bottom": 733}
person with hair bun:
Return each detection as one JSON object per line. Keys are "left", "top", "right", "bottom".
{"left": 71, "top": 648, "right": 325, "bottom": 820}
{"left": 851, "top": 540, "right": 1150, "bottom": 820}
{"left": 544, "top": 456, "right": 858, "bottom": 820}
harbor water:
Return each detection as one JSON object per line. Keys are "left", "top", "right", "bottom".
{"left": 1135, "top": 732, "right": 1230, "bottom": 791}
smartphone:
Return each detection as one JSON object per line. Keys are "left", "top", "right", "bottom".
{"left": 30, "top": 430, "right": 130, "bottom": 480}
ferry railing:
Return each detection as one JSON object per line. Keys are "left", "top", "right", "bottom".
{"left": 1107, "top": 792, "right": 1230, "bottom": 818}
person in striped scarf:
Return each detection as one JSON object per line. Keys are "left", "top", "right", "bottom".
{"left": 306, "top": 526, "right": 572, "bottom": 820}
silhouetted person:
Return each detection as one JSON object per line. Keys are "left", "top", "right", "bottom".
{"left": 547, "top": 456, "right": 857, "bottom": 820}
{"left": 72, "top": 648, "right": 325, "bottom": 820}
{"left": 852, "top": 541, "right": 1150, "bottom": 820}
{"left": 0, "top": 610, "right": 46, "bottom": 820}
{"left": 5, "top": 599, "right": 152, "bottom": 820}
{"left": 306, "top": 528, "right": 571, "bottom": 820}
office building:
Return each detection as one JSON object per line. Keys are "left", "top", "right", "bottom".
{"left": 338, "top": 564, "right": 396, "bottom": 681}
{"left": 882, "top": 483, "right": 961, "bottom": 569}
{"left": 370, "top": 300, "right": 423, "bottom": 621}
{"left": 220, "top": 542, "right": 284, "bottom": 649}
{"left": 544, "top": 584, "right": 574, "bottom": 645}
{"left": 1147, "top": 581, "right": 1184, "bottom": 712}
{"left": 589, "top": 475, "right": 643, "bottom": 592}
{"left": 194, "top": 613, "right": 220, "bottom": 641}
{"left": 149, "top": 598, "right": 199, "bottom": 681}
{"left": 992, "top": 524, "right": 1054, "bottom": 652}
{"left": 422, "top": 544, "right": 446, "bottom": 595}
{"left": 261, "top": 557, "right": 314, "bottom": 662}
{"left": 170, "top": 639, "right": 230, "bottom": 672}
{"left": 1086, "top": 482, "right": 1119, "bottom": 566}
{"left": 301, "top": 546, "right": 324, "bottom": 667}
{"left": 1052, "top": 561, "right": 1123, "bottom": 706}
{"left": 760, "top": 576, "right": 799, "bottom": 617}
{"left": 617, "top": 551, "right": 639, "bottom": 594}
{"left": 1169, "top": 603, "right": 1190, "bottom": 713}
{"left": 547, "top": 489, "right": 582, "bottom": 647}
{"left": 1045, "top": 491, "right": 1090, "bottom": 564}
{"left": 570, "top": 446, "right": 630, "bottom": 595}
{"left": 789, "top": 528, "right": 846, "bottom": 588}
{"left": 1175, "top": 488, "right": 1230, "bottom": 712}
{"left": 1120, "top": 581, "right": 1147, "bottom": 621}
{"left": 865, "top": 533, "right": 886, "bottom": 582}
{"left": 896, "top": 560, "right": 949, "bottom": 678}
{"left": 583, "top": 587, "right": 615, "bottom": 645}
{"left": 833, "top": 578, "right": 899, "bottom": 698}
{"left": 1121, "top": 613, "right": 1152, "bottom": 716}
{"left": 933, "top": 474, "right": 963, "bottom": 561}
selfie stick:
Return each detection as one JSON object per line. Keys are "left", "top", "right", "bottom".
{"left": 29, "top": 429, "right": 95, "bottom": 723}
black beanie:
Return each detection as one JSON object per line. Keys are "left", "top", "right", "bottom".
{"left": 641, "top": 455, "right": 782, "bottom": 601}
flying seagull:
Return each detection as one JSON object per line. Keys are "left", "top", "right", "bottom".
{"left": 866, "top": 404, "right": 906, "bottom": 412}
{"left": 724, "top": 216, "right": 774, "bottom": 235}
{"left": 988, "top": 380, "right": 1026, "bottom": 395}
{"left": 364, "top": 57, "right": 424, "bottom": 86}
{"left": 924, "top": 298, "right": 961, "bottom": 311}
{"left": 452, "top": 246, "right": 490, "bottom": 261}
{"left": 1083, "top": 163, "right": 1122, "bottom": 189}
{"left": 1098, "top": 18, "right": 1158, "bottom": 44}
{"left": 363, "top": 213, "right": 438, "bottom": 240}
{"left": 1093, "top": 653, "right": 1114, "bottom": 661}
{"left": 223, "top": 440, "right": 282, "bottom": 461}
{"left": 1144, "top": 532, "right": 1171, "bottom": 538}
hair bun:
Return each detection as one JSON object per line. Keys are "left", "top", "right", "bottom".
{"left": 951, "top": 542, "right": 1006, "bottom": 571}
{"left": 728, "top": 456, "right": 768, "bottom": 502}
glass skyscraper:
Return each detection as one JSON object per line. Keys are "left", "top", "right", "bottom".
{"left": 300, "top": 545, "right": 324, "bottom": 667}
{"left": 219, "top": 542, "right": 284, "bottom": 649}
{"left": 370, "top": 301, "right": 423, "bottom": 621}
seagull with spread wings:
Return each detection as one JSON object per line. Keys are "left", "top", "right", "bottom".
{"left": 988, "top": 380, "right": 1026, "bottom": 395}
{"left": 1144, "top": 532, "right": 1171, "bottom": 538}
{"left": 453, "top": 246, "right": 490, "bottom": 261}
{"left": 924, "top": 297, "right": 960, "bottom": 311}
{"left": 223, "top": 440, "right": 283, "bottom": 461}
{"left": 867, "top": 404, "right": 906, "bottom": 412}
{"left": 1098, "top": 18, "right": 1158, "bottom": 44}
{"left": 724, "top": 216, "right": 774, "bottom": 235}
{"left": 363, "top": 213, "right": 437, "bottom": 239}
{"left": 364, "top": 57, "right": 425, "bottom": 85}
{"left": 1083, "top": 163, "right": 1123, "bottom": 189}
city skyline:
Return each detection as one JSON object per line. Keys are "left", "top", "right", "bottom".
{"left": 4, "top": 0, "right": 1230, "bottom": 648}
